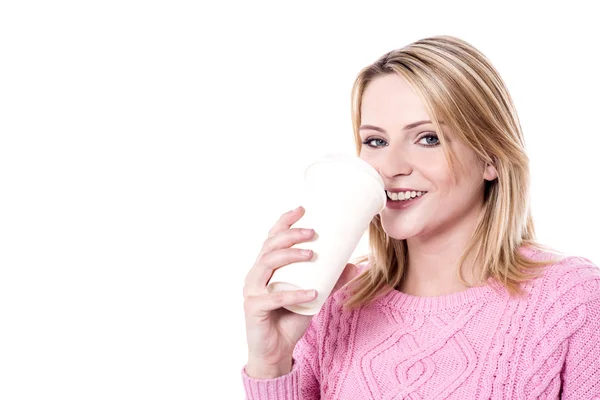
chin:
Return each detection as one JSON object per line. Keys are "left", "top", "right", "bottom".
{"left": 380, "top": 222, "right": 421, "bottom": 241}
{"left": 380, "top": 211, "right": 438, "bottom": 241}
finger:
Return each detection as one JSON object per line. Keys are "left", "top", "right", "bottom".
{"left": 251, "top": 225, "right": 313, "bottom": 275}
{"left": 244, "top": 289, "right": 318, "bottom": 318}
{"left": 257, "top": 248, "right": 314, "bottom": 288}
{"left": 246, "top": 227, "right": 315, "bottom": 298}
{"left": 262, "top": 227, "right": 315, "bottom": 255}
{"left": 331, "top": 263, "right": 359, "bottom": 294}
{"left": 267, "top": 206, "right": 306, "bottom": 238}
{"left": 245, "top": 248, "right": 314, "bottom": 297}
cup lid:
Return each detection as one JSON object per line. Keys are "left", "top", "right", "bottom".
{"left": 305, "top": 153, "right": 384, "bottom": 188}
{"left": 304, "top": 153, "right": 386, "bottom": 211}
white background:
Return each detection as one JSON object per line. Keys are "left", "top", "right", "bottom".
{"left": 1, "top": 1, "right": 598, "bottom": 399}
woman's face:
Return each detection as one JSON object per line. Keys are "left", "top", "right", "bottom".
{"left": 359, "top": 74, "right": 497, "bottom": 240}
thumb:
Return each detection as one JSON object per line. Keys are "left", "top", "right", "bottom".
{"left": 331, "top": 263, "right": 359, "bottom": 294}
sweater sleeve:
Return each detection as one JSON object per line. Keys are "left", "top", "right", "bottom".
{"left": 241, "top": 316, "right": 321, "bottom": 400}
{"left": 560, "top": 260, "right": 600, "bottom": 399}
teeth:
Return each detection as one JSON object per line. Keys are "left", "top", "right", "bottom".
{"left": 386, "top": 190, "right": 427, "bottom": 201}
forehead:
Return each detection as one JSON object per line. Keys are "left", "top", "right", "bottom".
{"left": 360, "top": 74, "right": 431, "bottom": 125}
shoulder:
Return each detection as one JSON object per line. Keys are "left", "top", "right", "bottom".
{"left": 355, "top": 260, "right": 370, "bottom": 274}
{"left": 522, "top": 247, "right": 600, "bottom": 332}
{"left": 523, "top": 246, "right": 600, "bottom": 296}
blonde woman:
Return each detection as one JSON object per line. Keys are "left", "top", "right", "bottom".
{"left": 241, "top": 36, "right": 600, "bottom": 399}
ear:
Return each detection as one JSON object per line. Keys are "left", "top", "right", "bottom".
{"left": 483, "top": 161, "right": 498, "bottom": 181}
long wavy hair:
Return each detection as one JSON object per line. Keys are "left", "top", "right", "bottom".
{"left": 343, "top": 35, "right": 563, "bottom": 310}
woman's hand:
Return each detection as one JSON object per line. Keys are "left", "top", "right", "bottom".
{"left": 243, "top": 206, "right": 357, "bottom": 378}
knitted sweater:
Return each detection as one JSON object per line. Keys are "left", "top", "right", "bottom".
{"left": 242, "top": 247, "right": 600, "bottom": 399}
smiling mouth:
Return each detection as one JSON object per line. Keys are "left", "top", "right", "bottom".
{"left": 385, "top": 190, "right": 427, "bottom": 201}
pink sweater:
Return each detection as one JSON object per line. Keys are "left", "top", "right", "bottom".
{"left": 242, "top": 247, "right": 600, "bottom": 399}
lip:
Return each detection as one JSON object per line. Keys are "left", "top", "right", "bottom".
{"left": 385, "top": 192, "right": 426, "bottom": 210}
{"left": 385, "top": 188, "right": 425, "bottom": 193}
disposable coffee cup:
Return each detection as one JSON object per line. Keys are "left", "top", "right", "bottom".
{"left": 266, "top": 153, "right": 386, "bottom": 315}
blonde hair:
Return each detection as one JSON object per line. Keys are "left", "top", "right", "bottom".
{"left": 343, "top": 35, "right": 563, "bottom": 310}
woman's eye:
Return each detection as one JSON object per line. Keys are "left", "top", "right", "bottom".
{"left": 418, "top": 134, "right": 440, "bottom": 147}
{"left": 362, "top": 138, "right": 388, "bottom": 148}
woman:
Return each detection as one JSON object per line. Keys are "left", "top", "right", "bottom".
{"left": 241, "top": 35, "right": 600, "bottom": 399}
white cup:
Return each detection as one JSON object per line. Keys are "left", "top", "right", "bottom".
{"left": 266, "top": 153, "right": 386, "bottom": 315}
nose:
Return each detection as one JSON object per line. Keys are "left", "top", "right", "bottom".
{"left": 377, "top": 149, "right": 413, "bottom": 180}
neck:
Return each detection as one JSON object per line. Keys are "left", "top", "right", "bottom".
{"left": 400, "top": 205, "right": 485, "bottom": 297}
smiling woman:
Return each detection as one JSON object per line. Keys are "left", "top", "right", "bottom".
{"left": 241, "top": 35, "right": 600, "bottom": 399}
{"left": 352, "top": 70, "right": 510, "bottom": 303}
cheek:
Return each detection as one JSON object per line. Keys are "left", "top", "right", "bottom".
{"left": 438, "top": 163, "right": 484, "bottom": 198}
{"left": 423, "top": 148, "right": 483, "bottom": 194}
{"left": 419, "top": 158, "right": 454, "bottom": 193}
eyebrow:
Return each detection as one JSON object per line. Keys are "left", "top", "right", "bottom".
{"left": 359, "top": 120, "right": 443, "bottom": 133}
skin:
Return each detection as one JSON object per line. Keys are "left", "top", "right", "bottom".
{"left": 358, "top": 73, "right": 498, "bottom": 296}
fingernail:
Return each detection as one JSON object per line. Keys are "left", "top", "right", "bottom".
{"left": 305, "top": 289, "right": 317, "bottom": 297}
{"left": 301, "top": 249, "right": 312, "bottom": 257}
{"left": 302, "top": 229, "right": 314, "bottom": 236}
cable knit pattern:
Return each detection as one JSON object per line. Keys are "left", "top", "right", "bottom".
{"left": 242, "top": 247, "right": 600, "bottom": 399}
